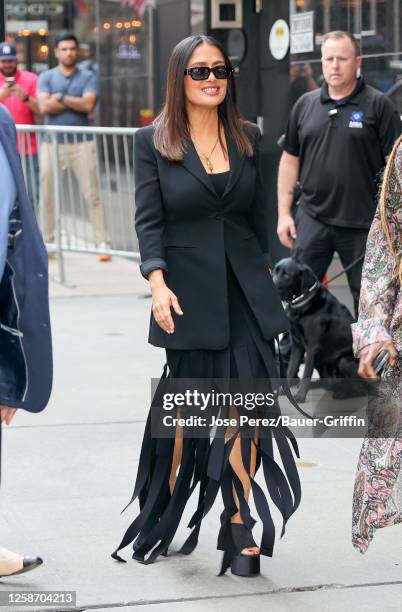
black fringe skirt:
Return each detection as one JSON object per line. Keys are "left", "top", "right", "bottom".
{"left": 112, "top": 260, "right": 301, "bottom": 566}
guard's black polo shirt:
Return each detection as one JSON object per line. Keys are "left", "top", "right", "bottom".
{"left": 283, "top": 78, "right": 402, "bottom": 229}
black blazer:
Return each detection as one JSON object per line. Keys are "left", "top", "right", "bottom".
{"left": 134, "top": 124, "right": 289, "bottom": 350}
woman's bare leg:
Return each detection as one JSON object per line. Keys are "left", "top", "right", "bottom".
{"left": 169, "top": 424, "right": 183, "bottom": 495}
{"left": 225, "top": 410, "right": 260, "bottom": 555}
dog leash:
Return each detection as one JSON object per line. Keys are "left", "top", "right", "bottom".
{"left": 287, "top": 252, "right": 366, "bottom": 310}
{"left": 276, "top": 340, "right": 313, "bottom": 419}
{"left": 325, "top": 253, "right": 365, "bottom": 284}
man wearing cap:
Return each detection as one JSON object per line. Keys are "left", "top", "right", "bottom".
{"left": 0, "top": 42, "right": 39, "bottom": 209}
{"left": 277, "top": 30, "right": 402, "bottom": 316}
{"left": 0, "top": 104, "right": 52, "bottom": 578}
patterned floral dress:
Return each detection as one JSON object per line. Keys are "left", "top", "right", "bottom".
{"left": 351, "top": 143, "right": 402, "bottom": 553}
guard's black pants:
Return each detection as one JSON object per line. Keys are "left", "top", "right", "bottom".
{"left": 293, "top": 206, "right": 369, "bottom": 319}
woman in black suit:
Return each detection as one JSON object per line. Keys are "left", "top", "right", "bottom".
{"left": 113, "top": 35, "right": 301, "bottom": 577}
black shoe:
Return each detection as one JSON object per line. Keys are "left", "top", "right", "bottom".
{"left": 219, "top": 522, "right": 260, "bottom": 577}
{"left": 0, "top": 556, "right": 43, "bottom": 578}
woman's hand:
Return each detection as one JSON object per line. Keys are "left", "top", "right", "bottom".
{"left": 357, "top": 340, "right": 399, "bottom": 379}
{"left": 0, "top": 406, "right": 17, "bottom": 425}
{"left": 148, "top": 270, "right": 183, "bottom": 334}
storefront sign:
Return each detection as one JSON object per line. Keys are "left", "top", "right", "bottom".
{"left": 6, "top": 3, "right": 64, "bottom": 17}
{"left": 291, "top": 11, "right": 314, "bottom": 54}
{"left": 269, "top": 19, "right": 290, "bottom": 61}
{"left": 118, "top": 44, "right": 141, "bottom": 59}
{"left": 7, "top": 19, "right": 47, "bottom": 33}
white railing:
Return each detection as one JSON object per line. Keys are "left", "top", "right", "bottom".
{"left": 16, "top": 124, "right": 140, "bottom": 285}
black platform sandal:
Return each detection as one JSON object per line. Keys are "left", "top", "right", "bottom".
{"left": 219, "top": 522, "right": 260, "bottom": 577}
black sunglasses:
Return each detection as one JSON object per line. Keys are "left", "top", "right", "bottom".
{"left": 184, "top": 65, "right": 233, "bottom": 81}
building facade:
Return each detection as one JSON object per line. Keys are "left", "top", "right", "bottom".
{"left": 4, "top": 0, "right": 401, "bottom": 259}
{"left": 5, "top": 1, "right": 401, "bottom": 127}
{"left": 204, "top": 0, "right": 401, "bottom": 260}
{"left": 5, "top": 0, "right": 156, "bottom": 126}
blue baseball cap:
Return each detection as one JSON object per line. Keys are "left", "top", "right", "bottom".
{"left": 0, "top": 42, "right": 17, "bottom": 60}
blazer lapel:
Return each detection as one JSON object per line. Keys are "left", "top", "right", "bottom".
{"left": 180, "top": 140, "right": 217, "bottom": 197}
{"left": 221, "top": 133, "right": 245, "bottom": 199}
{"left": 180, "top": 131, "right": 246, "bottom": 199}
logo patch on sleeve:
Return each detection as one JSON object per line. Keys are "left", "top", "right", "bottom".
{"left": 349, "top": 111, "right": 364, "bottom": 128}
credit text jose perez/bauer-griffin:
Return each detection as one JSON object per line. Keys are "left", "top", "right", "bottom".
{"left": 162, "top": 415, "right": 280, "bottom": 427}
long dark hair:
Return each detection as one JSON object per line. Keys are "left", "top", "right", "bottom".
{"left": 153, "top": 35, "right": 253, "bottom": 161}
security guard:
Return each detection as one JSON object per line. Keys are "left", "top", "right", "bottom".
{"left": 277, "top": 30, "right": 402, "bottom": 316}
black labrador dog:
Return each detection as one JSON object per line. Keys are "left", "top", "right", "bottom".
{"left": 272, "top": 255, "right": 362, "bottom": 403}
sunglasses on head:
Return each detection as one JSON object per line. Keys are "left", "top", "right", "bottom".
{"left": 184, "top": 65, "right": 233, "bottom": 81}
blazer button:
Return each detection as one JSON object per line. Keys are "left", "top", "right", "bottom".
{"left": 215, "top": 213, "right": 222, "bottom": 220}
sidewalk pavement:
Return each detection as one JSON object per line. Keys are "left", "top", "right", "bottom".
{"left": 0, "top": 253, "right": 400, "bottom": 612}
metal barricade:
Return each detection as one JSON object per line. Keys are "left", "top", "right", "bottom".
{"left": 16, "top": 124, "right": 140, "bottom": 285}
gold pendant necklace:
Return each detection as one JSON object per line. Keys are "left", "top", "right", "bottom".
{"left": 194, "top": 135, "right": 220, "bottom": 173}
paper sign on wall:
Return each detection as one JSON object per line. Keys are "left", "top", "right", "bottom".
{"left": 291, "top": 11, "right": 314, "bottom": 54}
